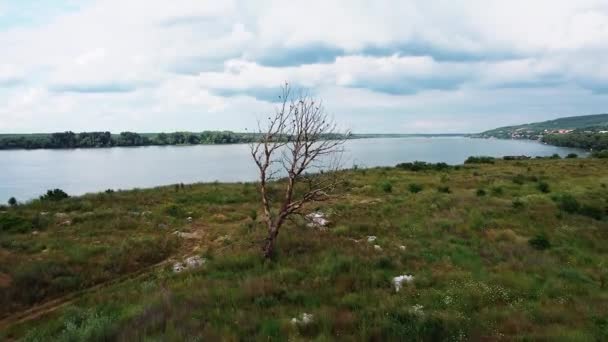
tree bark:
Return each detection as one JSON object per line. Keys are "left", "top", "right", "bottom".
{"left": 262, "top": 225, "right": 279, "bottom": 259}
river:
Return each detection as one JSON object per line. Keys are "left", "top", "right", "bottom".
{"left": 0, "top": 137, "right": 584, "bottom": 202}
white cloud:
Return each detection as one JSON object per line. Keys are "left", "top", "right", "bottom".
{"left": 0, "top": 0, "right": 607, "bottom": 133}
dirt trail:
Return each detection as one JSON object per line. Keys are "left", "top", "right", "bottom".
{"left": 0, "top": 224, "right": 210, "bottom": 333}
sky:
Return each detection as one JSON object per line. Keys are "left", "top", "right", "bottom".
{"left": 0, "top": 0, "right": 607, "bottom": 134}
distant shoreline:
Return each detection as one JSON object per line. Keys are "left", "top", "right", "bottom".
{"left": 0, "top": 132, "right": 468, "bottom": 151}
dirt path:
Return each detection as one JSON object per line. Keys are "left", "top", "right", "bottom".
{"left": 0, "top": 224, "right": 211, "bottom": 334}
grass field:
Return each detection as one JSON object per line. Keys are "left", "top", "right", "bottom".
{"left": 1, "top": 158, "right": 607, "bottom": 340}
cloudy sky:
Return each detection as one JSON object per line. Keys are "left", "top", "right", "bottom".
{"left": 1, "top": 0, "right": 607, "bottom": 134}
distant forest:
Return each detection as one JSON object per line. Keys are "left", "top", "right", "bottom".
{"left": 542, "top": 131, "right": 608, "bottom": 151}
{"left": 0, "top": 131, "right": 352, "bottom": 150}
{"left": 0, "top": 131, "right": 260, "bottom": 149}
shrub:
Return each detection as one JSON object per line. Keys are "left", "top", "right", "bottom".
{"left": 476, "top": 189, "right": 486, "bottom": 197}
{"left": 503, "top": 155, "right": 530, "bottom": 160}
{"left": 0, "top": 213, "right": 31, "bottom": 233}
{"left": 437, "top": 186, "right": 451, "bottom": 194}
{"left": 40, "top": 189, "right": 69, "bottom": 201}
{"left": 591, "top": 150, "right": 608, "bottom": 158}
{"left": 381, "top": 181, "right": 393, "bottom": 193}
{"left": 249, "top": 209, "right": 258, "bottom": 221}
{"left": 549, "top": 153, "right": 561, "bottom": 159}
{"left": 557, "top": 194, "right": 580, "bottom": 213}
{"left": 512, "top": 174, "right": 525, "bottom": 185}
{"left": 512, "top": 198, "right": 525, "bottom": 209}
{"left": 566, "top": 153, "right": 578, "bottom": 159}
{"left": 164, "top": 204, "right": 185, "bottom": 218}
{"left": 537, "top": 181, "right": 550, "bottom": 193}
{"left": 395, "top": 161, "right": 451, "bottom": 172}
{"left": 408, "top": 183, "right": 423, "bottom": 194}
{"left": 464, "top": 156, "right": 495, "bottom": 164}
{"left": 8, "top": 197, "right": 17, "bottom": 206}
{"left": 579, "top": 205, "right": 603, "bottom": 220}
{"left": 491, "top": 186, "right": 504, "bottom": 196}
{"left": 529, "top": 234, "right": 551, "bottom": 250}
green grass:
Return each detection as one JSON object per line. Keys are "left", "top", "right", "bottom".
{"left": 1, "top": 158, "right": 608, "bottom": 340}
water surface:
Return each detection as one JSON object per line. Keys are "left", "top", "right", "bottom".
{"left": 0, "top": 137, "right": 584, "bottom": 202}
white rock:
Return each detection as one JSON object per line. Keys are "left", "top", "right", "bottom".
{"left": 367, "top": 236, "right": 377, "bottom": 243}
{"left": 374, "top": 245, "right": 382, "bottom": 251}
{"left": 186, "top": 216, "right": 193, "bottom": 222}
{"left": 291, "top": 313, "right": 314, "bottom": 325}
{"left": 306, "top": 212, "right": 329, "bottom": 228}
{"left": 393, "top": 274, "right": 414, "bottom": 292}
{"left": 185, "top": 256, "right": 206, "bottom": 268}
{"left": 399, "top": 245, "right": 406, "bottom": 251}
{"left": 173, "top": 262, "right": 185, "bottom": 273}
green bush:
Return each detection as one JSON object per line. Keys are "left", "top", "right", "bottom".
{"left": 579, "top": 205, "right": 603, "bottom": 220}
{"left": 529, "top": 234, "right": 551, "bottom": 250}
{"left": 566, "top": 153, "right": 578, "bottom": 159}
{"left": 464, "top": 156, "right": 495, "bottom": 164}
{"left": 408, "top": 183, "right": 423, "bottom": 194}
{"left": 0, "top": 213, "right": 31, "bottom": 233}
{"left": 512, "top": 174, "right": 526, "bottom": 185}
{"left": 40, "top": 189, "right": 69, "bottom": 201}
{"left": 591, "top": 150, "right": 608, "bottom": 158}
{"left": 476, "top": 189, "right": 486, "bottom": 197}
{"left": 491, "top": 186, "right": 504, "bottom": 196}
{"left": 557, "top": 194, "right": 580, "bottom": 213}
{"left": 381, "top": 181, "right": 393, "bottom": 193}
{"left": 164, "top": 204, "right": 185, "bottom": 218}
{"left": 8, "top": 197, "right": 17, "bottom": 206}
{"left": 437, "top": 186, "right": 451, "bottom": 194}
{"left": 512, "top": 198, "right": 525, "bottom": 209}
{"left": 537, "top": 181, "right": 550, "bottom": 193}
{"left": 395, "top": 161, "right": 451, "bottom": 171}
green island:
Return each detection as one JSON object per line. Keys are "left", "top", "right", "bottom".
{"left": 470, "top": 113, "right": 608, "bottom": 151}
{"left": 1, "top": 156, "right": 607, "bottom": 340}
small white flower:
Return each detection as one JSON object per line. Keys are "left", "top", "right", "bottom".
{"left": 367, "top": 236, "right": 377, "bottom": 243}
{"left": 411, "top": 304, "right": 424, "bottom": 315}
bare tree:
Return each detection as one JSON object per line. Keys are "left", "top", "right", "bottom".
{"left": 250, "top": 83, "right": 350, "bottom": 259}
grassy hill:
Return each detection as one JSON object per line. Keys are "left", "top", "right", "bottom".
{"left": 473, "top": 114, "right": 608, "bottom": 139}
{"left": 1, "top": 157, "right": 608, "bottom": 340}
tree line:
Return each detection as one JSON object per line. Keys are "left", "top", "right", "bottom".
{"left": 542, "top": 132, "right": 608, "bottom": 151}
{"left": 0, "top": 131, "right": 260, "bottom": 149}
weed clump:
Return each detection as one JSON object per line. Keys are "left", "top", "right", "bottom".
{"left": 408, "top": 183, "right": 423, "bottom": 194}
{"left": 512, "top": 198, "right": 525, "bottom": 209}
{"left": 579, "top": 205, "right": 604, "bottom": 220}
{"left": 381, "top": 181, "right": 393, "bottom": 193}
{"left": 437, "top": 186, "right": 451, "bottom": 194}
{"left": 556, "top": 193, "right": 580, "bottom": 213}
{"left": 529, "top": 234, "right": 551, "bottom": 250}
{"left": 537, "top": 181, "right": 550, "bottom": 193}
